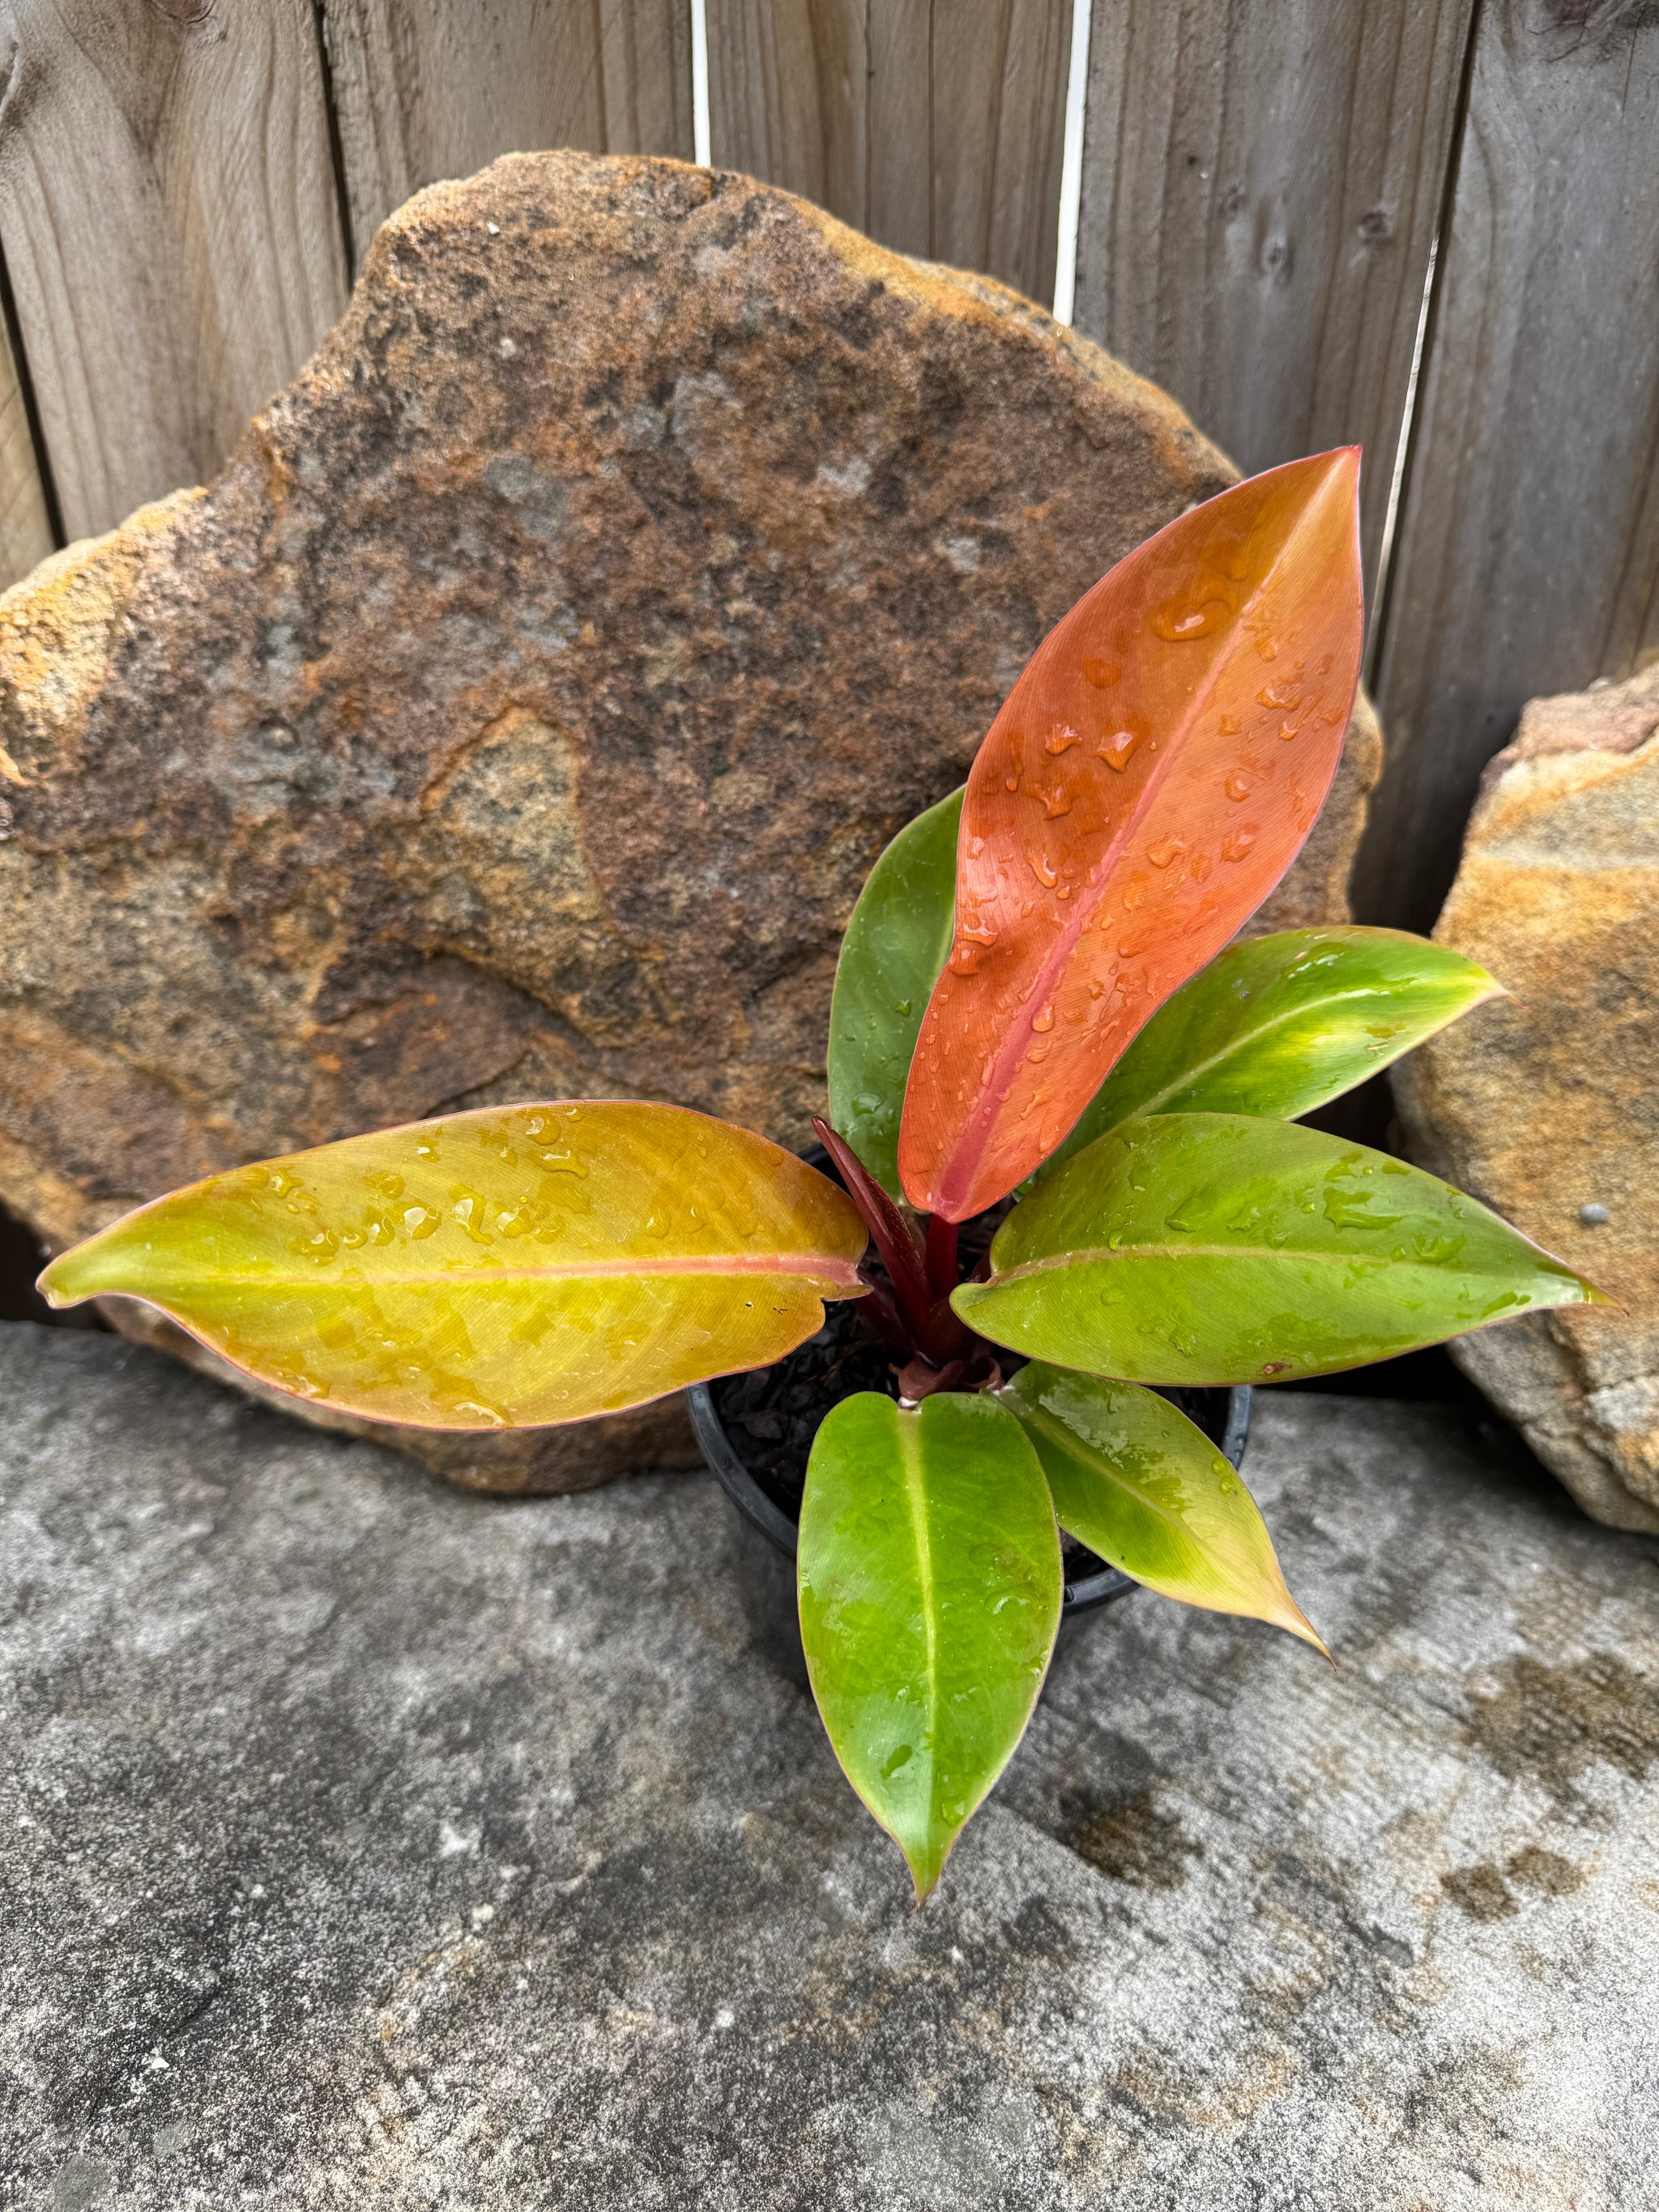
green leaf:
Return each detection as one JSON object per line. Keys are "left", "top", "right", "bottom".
{"left": 953, "top": 1113, "right": 1610, "bottom": 1386}
{"left": 1033, "top": 927, "right": 1502, "bottom": 1183}
{"left": 827, "top": 787, "right": 962, "bottom": 1196}
{"left": 798, "top": 1389, "right": 1061, "bottom": 1899}
{"left": 1001, "top": 1364, "right": 1325, "bottom": 1652}
{"left": 37, "top": 1103, "right": 868, "bottom": 1428}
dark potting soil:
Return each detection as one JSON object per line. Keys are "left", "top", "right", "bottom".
{"left": 707, "top": 1303, "right": 1233, "bottom": 1572}
{"left": 707, "top": 1151, "right": 1238, "bottom": 1582}
{"left": 708, "top": 1178, "right": 1018, "bottom": 1524}
{"left": 708, "top": 1290, "right": 918, "bottom": 1519}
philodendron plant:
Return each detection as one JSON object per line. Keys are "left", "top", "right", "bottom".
{"left": 41, "top": 451, "right": 1606, "bottom": 1899}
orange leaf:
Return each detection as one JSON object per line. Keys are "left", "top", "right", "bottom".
{"left": 898, "top": 450, "right": 1363, "bottom": 1221}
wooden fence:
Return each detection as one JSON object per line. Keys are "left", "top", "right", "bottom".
{"left": 0, "top": 0, "right": 1653, "bottom": 929}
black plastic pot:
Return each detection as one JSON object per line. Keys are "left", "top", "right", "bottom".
{"left": 689, "top": 1366, "right": 1251, "bottom": 1688}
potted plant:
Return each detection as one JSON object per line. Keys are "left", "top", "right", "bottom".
{"left": 38, "top": 452, "right": 1605, "bottom": 1899}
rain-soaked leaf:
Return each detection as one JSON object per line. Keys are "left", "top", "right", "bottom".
{"left": 798, "top": 1390, "right": 1061, "bottom": 1900}
{"left": 1033, "top": 927, "right": 1503, "bottom": 1181}
{"left": 1001, "top": 1363, "right": 1324, "bottom": 1651}
{"left": 899, "top": 451, "right": 1365, "bottom": 1221}
{"left": 38, "top": 1103, "right": 868, "bottom": 1427}
{"left": 953, "top": 1113, "right": 1609, "bottom": 1385}
{"left": 827, "top": 786, "right": 962, "bottom": 1196}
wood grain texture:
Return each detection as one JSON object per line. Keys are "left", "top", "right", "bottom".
{"left": 0, "top": 310, "right": 51, "bottom": 588}
{"left": 702, "top": 0, "right": 865, "bottom": 224}
{"left": 1358, "top": 0, "right": 1659, "bottom": 932}
{"left": 0, "top": 0, "right": 350, "bottom": 543}
{"left": 1072, "top": 0, "right": 1477, "bottom": 590}
{"left": 706, "top": 0, "right": 1072, "bottom": 303}
{"left": 320, "top": 0, "right": 694, "bottom": 265}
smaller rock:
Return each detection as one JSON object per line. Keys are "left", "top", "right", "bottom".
{"left": 1395, "top": 658, "right": 1659, "bottom": 1532}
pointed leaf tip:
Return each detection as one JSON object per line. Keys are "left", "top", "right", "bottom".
{"left": 898, "top": 452, "right": 1366, "bottom": 1221}
{"left": 798, "top": 1392, "right": 1061, "bottom": 1899}
{"left": 1001, "top": 1364, "right": 1324, "bottom": 1650}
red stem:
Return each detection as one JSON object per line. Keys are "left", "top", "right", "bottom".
{"left": 812, "top": 1118, "right": 969, "bottom": 1366}
{"left": 812, "top": 1119, "right": 932, "bottom": 1332}
{"left": 854, "top": 1272, "right": 910, "bottom": 1348}
{"left": 923, "top": 1213, "right": 959, "bottom": 1305}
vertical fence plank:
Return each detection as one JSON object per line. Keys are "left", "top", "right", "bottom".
{"left": 1073, "top": 0, "right": 1477, "bottom": 591}
{"left": 0, "top": 318, "right": 52, "bottom": 587}
{"left": 864, "top": 0, "right": 929, "bottom": 258}
{"left": 706, "top": 0, "right": 1071, "bottom": 303}
{"left": 0, "top": 0, "right": 350, "bottom": 543}
{"left": 927, "top": 0, "right": 1071, "bottom": 300}
{"left": 321, "top": 0, "right": 694, "bottom": 264}
{"left": 1358, "top": 0, "right": 1659, "bottom": 932}
{"left": 703, "top": 0, "right": 864, "bottom": 222}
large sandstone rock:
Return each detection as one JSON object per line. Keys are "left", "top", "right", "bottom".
{"left": 1396, "top": 658, "right": 1659, "bottom": 1532}
{"left": 0, "top": 150, "right": 1380, "bottom": 1492}
{"left": 4, "top": 1322, "right": 1656, "bottom": 2208}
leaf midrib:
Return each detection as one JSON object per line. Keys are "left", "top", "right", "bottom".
{"left": 979, "top": 1240, "right": 1528, "bottom": 1284}
{"left": 68, "top": 1250, "right": 868, "bottom": 1295}
{"left": 895, "top": 1409, "right": 940, "bottom": 1835}
{"left": 1015, "top": 1392, "right": 1214, "bottom": 1551}
{"left": 940, "top": 495, "right": 1326, "bottom": 1212}
{"left": 1120, "top": 978, "right": 1470, "bottom": 1121}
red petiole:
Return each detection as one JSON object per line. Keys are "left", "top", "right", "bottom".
{"left": 812, "top": 1116, "right": 973, "bottom": 1370}
{"left": 923, "top": 1213, "right": 959, "bottom": 1305}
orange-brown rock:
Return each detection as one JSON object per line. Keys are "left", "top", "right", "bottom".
{"left": 0, "top": 150, "right": 1380, "bottom": 1492}
{"left": 1395, "top": 658, "right": 1659, "bottom": 1532}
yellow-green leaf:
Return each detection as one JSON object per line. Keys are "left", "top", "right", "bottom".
{"left": 799, "top": 1390, "right": 1061, "bottom": 1900}
{"left": 37, "top": 1103, "right": 868, "bottom": 1429}
{"left": 954, "top": 1114, "right": 1609, "bottom": 1384}
{"left": 1001, "top": 1364, "right": 1324, "bottom": 1652}
{"left": 1031, "top": 927, "right": 1502, "bottom": 1183}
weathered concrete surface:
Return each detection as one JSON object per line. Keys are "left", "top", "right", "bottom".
{"left": 0, "top": 148, "right": 1380, "bottom": 1494}
{"left": 3, "top": 1323, "right": 1654, "bottom": 2210}
{"left": 1397, "top": 658, "right": 1659, "bottom": 1534}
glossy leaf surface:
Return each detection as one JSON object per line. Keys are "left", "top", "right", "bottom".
{"left": 900, "top": 451, "right": 1365, "bottom": 1221}
{"left": 953, "top": 1114, "right": 1607, "bottom": 1385}
{"left": 828, "top": 787, "right": 962, "bottom": 1196}
{"left": 799, "top": 1390, "right": 1061, "bottom": 1899}
{"left": 1034, "top": 927, "right": 1502, "bottom": 1181}
{"left": 1001, "top": 1364, "right": 1324, "bottom": 1651}
{"left": 38, "top": 1103, "right": 867, "bottom": 1428}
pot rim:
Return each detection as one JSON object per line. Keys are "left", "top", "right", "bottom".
{"left": 687, "top": 1374, "right": 1252, "bottom": 1618}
